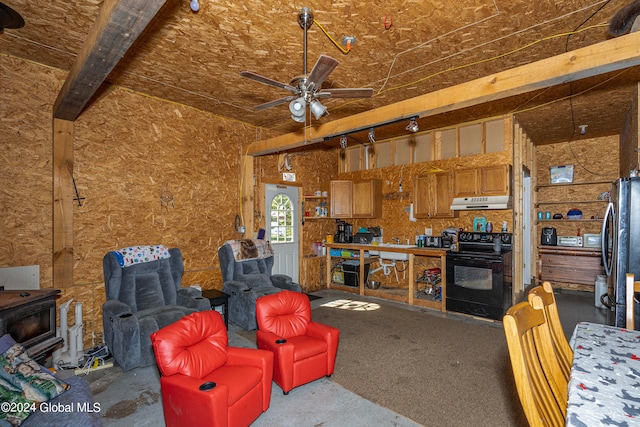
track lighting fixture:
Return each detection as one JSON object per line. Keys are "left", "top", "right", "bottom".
{"left": 406, "top": 117, "right": 419, "bottom": 133}
{"left": 368, "top": 128, "right": 376, "bottom": 144}
{"left": 340, "top": 135, "right": 348, "bottom": 149}
{"left": 289, "top": 97, "right": 306, "bottom": 123}
{"left": 189, "top": 0, "right": 199, "bottom": 12}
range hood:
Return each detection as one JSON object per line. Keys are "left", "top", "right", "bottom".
{"left": 450, "top": 195, "right": 512, "bottom": 211}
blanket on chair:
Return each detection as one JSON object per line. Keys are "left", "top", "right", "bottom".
{"left": 225, "top": 239, "right": 273, "bottom": 261}
{"left": 111, "top": 245, "right": 171, "bottom": 267}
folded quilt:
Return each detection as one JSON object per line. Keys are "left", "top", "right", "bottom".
{"left": 111, "top": 245, "right": 170, "bottom": 267}
{"left": 225, "top": 239, "right": 273, "bottom": 261}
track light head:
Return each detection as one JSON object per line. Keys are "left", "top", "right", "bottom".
{"left": 406, "top": 117, "right": 419, "bottom": 133}
{"left": 368, "top": 128, "right": 376, "bottom": 144}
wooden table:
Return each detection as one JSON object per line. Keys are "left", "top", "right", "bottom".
{"left": 567, "top": 322, "right": 640, "bottom": 426}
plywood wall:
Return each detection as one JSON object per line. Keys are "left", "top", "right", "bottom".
{"left": 1, "top": 55, "right": 278, "bottom": 347}
{"left": 535, "top": 136, "right": 619, "bottom": 237}
{"left": 619, "top": 83, "right": 639, "bottom": 177}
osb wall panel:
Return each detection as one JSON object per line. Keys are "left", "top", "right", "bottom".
{"left": 535, "top": 136, "right": 619, "bottom": 237}
{"left": 619, "top": 84, "right": 638, "bottom": 177}
{"left": 256, "top": 148, "right": 338, "bottom": 291}
{"left": 0, "top": 56, "right": 61, "bottom": 284}
{"left": 1, "top": 55, "right": 269, "bottom": 347}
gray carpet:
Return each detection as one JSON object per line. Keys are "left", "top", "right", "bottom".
{"left": 237, "top": 293, "right": 527, "bottom": 426}
{"left": 311, "top": 299, "right": 528, "bottom": 427}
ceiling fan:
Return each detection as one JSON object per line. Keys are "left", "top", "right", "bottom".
{"left": 240, "top": 7, "right": 373, "bottom": 123}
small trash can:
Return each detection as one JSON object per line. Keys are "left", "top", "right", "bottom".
{"left": 595, "top": 275, "right": 607, "bottom": 309}
{"left": 342, "top": 260, "right": 370, "bottom": 287}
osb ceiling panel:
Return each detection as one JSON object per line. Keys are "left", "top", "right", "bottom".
{"left": 2, "top": 0, "right": 640, "bottom": 147}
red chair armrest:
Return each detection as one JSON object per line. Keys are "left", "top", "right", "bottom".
{"left": 307, "top": 321, "right": 340, "bottom": 374}
{"left": 160, "top": 374, "right": 229, "bottom": 426}
{"left": 226, "top": 346, "right": 273, "bottom": 371}
{"left": 226, "top": 347, "right": 273, "bottom": 411}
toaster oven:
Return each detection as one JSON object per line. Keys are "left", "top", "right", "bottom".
{"left": 557, "top": 236, "right": 583, "bottom": 247}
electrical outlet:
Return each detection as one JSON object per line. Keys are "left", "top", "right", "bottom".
{"left": 425, "top": 228, "right": 432, "bottom": 236}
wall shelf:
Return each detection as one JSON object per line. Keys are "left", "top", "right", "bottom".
{"left": 535, "top": 200, "right": 607, "bottom": 206}
{"left": 536, "top": 219, "right": 603, "bottom": 224}
{"left": 535, "top": 179, "right": 612, "bottom": 190}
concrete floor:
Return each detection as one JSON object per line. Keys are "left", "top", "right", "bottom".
{"left": 72, "top": 290, "right": 422, "bottom": 427}
{"left": 554, "top": 288, "right": 609, "bottom": 339}
{"left": 62, "top": 287, "right": 607, "bottom": 427}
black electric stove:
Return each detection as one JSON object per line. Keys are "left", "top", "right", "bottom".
{"left": 446, "top": 232, "right": 513, "bottom": 320}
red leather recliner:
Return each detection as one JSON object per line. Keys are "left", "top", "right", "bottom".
{"left": 150, "top": 310, "right": 273, "bottom": 427}
{"left": 256, "top": 290, "right": 339, "bottom": 395}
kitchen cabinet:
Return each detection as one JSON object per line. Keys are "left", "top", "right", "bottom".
{"left": 330, "top": 179, "right": 382, "bottom": 218}
{"left": 453, "top": 165, "right": 511, "bottom": 198}
{"left": 414, "top": 172, "right": 456, "bottom": 219}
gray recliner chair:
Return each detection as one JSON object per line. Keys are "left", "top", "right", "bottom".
{"left": 218, "top": 239, "right": 301, "bottom": 330}
{"left": 102, "top": 246, "right": 211, "bottom": 371}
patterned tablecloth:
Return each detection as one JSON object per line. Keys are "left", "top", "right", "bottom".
{"left": 566, "top": 322, "right": 640, "bottom": 426}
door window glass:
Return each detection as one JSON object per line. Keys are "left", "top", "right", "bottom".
{"left": 270, "top": 194, "right": 294, "bottom": 243}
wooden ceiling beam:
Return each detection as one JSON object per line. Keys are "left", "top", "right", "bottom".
{"left": 247, "top": 31, "right": 640, "bottom": 156}
{"left": 53, "top": 0, "right": 167, "bottom": 121}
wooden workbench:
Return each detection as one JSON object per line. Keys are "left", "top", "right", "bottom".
{"left": 325, "top": 243, "right": 448, "bottom": 312}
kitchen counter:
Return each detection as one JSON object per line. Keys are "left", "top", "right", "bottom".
{"left": 325, "top": 243, "right": 448, "bottom": 312}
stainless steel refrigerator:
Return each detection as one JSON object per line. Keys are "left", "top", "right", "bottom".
{"left": 602, "top": 177, "right": 640, "bottom": 327}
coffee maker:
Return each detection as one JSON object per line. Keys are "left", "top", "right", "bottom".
{"left": 335, "top": 220, "right": 353, "bottom": 243}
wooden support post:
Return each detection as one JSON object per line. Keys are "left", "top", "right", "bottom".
{"left": 52, "top": 119, "right": 74, "bottom": 288}
{"left": 241, "top": 154, "right": 254, "bottom": 236}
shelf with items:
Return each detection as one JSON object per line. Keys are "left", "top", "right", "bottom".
{"left": 303, "top": 195, "right": 330, "bottom": 219}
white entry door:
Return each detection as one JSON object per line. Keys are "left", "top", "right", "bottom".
{"left": 265, "top": 184, "right": 299, "bottom": 282}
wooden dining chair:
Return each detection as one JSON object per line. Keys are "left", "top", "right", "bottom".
{"left": 626, "top": 273, "right": 640, "bottom": 330}
{"left": 503, "top": 301, "right": 567, "bottom": 427}
{"left": 528, "top": 282, "right": 573, "bottom": 382}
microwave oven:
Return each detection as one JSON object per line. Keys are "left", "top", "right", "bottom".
{"left": 582, "top": 233, "right": 601, "bottom": 248}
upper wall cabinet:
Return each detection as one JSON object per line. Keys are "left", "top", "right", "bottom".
{"left": 453, "top": 165, "right": 511, "bottom": 198}
{"left": 414, "top": 172, "right": 456, "bottom": 219}
{"left": 330, "top": 179, "right": 382, "bottom": 219}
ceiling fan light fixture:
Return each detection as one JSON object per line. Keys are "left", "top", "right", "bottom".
{"left": 406, "top": 117, "right": 419, "bottom": 133}
{"left": 289, "top": 97, "right": 306, "bottom": 122}
{"left": 309, "top": 99, "right": 328, "bottom": 120}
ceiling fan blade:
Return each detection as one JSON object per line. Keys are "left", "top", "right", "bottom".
{"left": 316, "top": 88, "right": 374, "bottom": 98}
{"left": 306, "top": 55, "right": 339, "bottom": 90}
{"left": 254, "top": 96, "right": 296, "bottom": 111}
{"left": 0, "top": 2, "right": 25, "bottom": 30}
{"left": 240, "top": 71, "right": 298, "bottom": 94}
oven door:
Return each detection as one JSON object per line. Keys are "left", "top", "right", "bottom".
{"left": 446, "top": 252, "right": 505, "bottom": 309}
